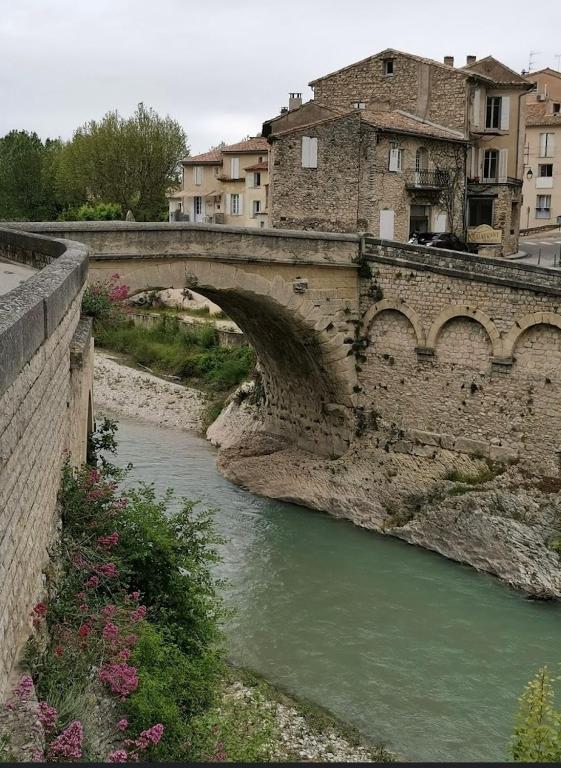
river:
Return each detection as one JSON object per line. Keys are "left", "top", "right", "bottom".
{"left": 111, "top": 416, "right": 561, "bottom": 762}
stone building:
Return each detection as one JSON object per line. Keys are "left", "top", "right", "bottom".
{"left": 265, "top": 49, "right": 533, "bottom": 256}
{"left": 521, "top": 68, "right": 561, "bottom": 229}
{"left": 169, "top": 137, "right": 269, "bottom": 228}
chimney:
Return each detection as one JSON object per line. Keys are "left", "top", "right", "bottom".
{"left": 443, "top": 56, "right": 454, "bottom": 67}
{"left": 466, "top": 55, "right": 476, "bottom": 66}
{"left": 288, "top": 92, "right": 302, "bottom": 111}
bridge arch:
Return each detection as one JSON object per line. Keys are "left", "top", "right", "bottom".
{"left": 362, "top": 299, "right": 426, "bottom": 347}
{"left": 503, "top": 312, "right": 561, "bottom": 358}
{"left": 426, "top": 305, "right": 502, "bottom": 357}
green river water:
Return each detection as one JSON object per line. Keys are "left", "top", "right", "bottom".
{"left": 113, "top": 416, "right": 561, "bottom": 762}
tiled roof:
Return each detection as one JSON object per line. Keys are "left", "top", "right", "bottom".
{"left": 364, "top": 110, "right": 467, "bottom": 141}
{"left": 526, "top": 102, "right": 561, "bottom": 126}
{"left": 182, "top": 148, "right": 223, "bottom": 164}
{"left": 527, "top": 67, "right": 561, "bottom": 80}
{"left": 462, "top": 56, "right": 532, "bottom": 87}
{"left": 309, "top": 48, "right": 494, "bottom": 87}
{"left": 183, "top": 137, "right": 269, "bottom": 164}
{"left": 270, "top": 106, "right": 466, "bottom": 142}
{"left": 221, "top": 137, "right": 269, "bottom": 153}
{"left": 244, "top": 161, "right": 268, "bottom": 171}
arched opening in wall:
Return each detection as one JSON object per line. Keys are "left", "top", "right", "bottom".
{"left": 368, "top": 309, "right": 418, "bottom": 359}
{"left": 511, "top": 324, "right": 561, "bottom": 382}
{"left": 435, "top": 317, "right": 493, "bottom": 368}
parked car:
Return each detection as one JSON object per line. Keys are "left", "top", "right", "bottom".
{"left": 408, "top": 232, "right": 475, "bottom": 253}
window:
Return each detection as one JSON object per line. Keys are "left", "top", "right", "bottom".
{"left": 193, "top": 166, "right": 203, "bottom": 185}
{"left": 230, "top": 157, "right": 240, "bottom": 178}
{"left": 486, "top": 97, "right": 502, "bottom": 129}
{"left": 539, "top": 164, "right": 553, "bottom": 177}
{"left": 253, "top": 171, "right": 261, "bottom": 187}
{"left": 483, "top": 149, "right": 499, "bottom": 181}
{"left": 553, "top": 103, "right": 560, "bottom": 114}
{"left": 389, "top": 144, "right": 403, "bottom": 172}
{"left": 383, "top": 59, "right": 394, "bottom": 76}
{"left": 214, "top": 166, "right": 220, "bottom": 176}
{"left": 194, "top": 196, "right": 202, "bottom": 215}
{"left": 352, "top": 101, "right": 366, "bottom": 110}
{"left": 536, "top": 194, "right": 551, "bottom": 219}
{"left": 469, "top": 197, "right": 494, "bottom": 226}
{"left": 231, "top": 193, "right": 240, "bottom": 215}
{"left": 539, "top": 133, "right": 555, "bottom": 157}
{"left": 301, "top": 136, "right": 318, "bottom": 168}
{"left": 258, "top": 156, "right": 263, "bottom": 162}
{"left": 252, "top": 200, "right": 261, "bottom": 217}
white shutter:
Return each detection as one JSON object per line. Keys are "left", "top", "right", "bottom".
{"left": 238, "top": 193, "right": 244, "bottom": 216}
{"left": 498, "top": 148, "right": 508, "bottom": 182}
{"left": 309, "top": 137, "right": 318, "bottom": 168}
{"left": 193, "top": 167, "right": 197, "bottom": 184}
{"left": 478, "top": 148, "right": 484, "bottom": 179}
{"left": 470, "top": 147, "right": 477, "bottom": 178}
{"left": 539, "top": 133, "right": 547, "bottom": 157}
{"left": 473, "top": 88, "right": 481, "bottom": 127}
{"left": 225, "top": 193, "right": 231, "bottom": 215}
{"left": 548, "top": 133, "right": 555, "bottom": 157}
{"left": 231, "top": 157, "right": 239, "bottom": 178}
{"left": 380, "top": 209, "right": 395, "bottom": 240}
{"left": 500, "top": 96, "right": 510, "bottom": 130}
{"left": 389, "top": 148, "right": 400, "bottom": 171}
{"left": 435, "top": 212, "right": 447, "bottom": 231}
{"left": 301, "top": 136, "right": 310, "bottom": 167}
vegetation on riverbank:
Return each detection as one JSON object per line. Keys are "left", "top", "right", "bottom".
{"left": 511, "top": 667, "right": 561, "bottom": 762}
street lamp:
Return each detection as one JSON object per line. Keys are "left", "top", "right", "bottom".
{"left": 526, "top": 167, "right": 534, "bottom": 180}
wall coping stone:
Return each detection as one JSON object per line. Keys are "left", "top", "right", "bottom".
{"left": 0, "top": 227, "right": 89, "bottom": 396}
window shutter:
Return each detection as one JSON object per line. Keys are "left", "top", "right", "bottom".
{"left": 539, "top": 133, "right": 547, "bottom": 156}
{"left": 225, "top": 193, "right": 231, "bottom": 215}
{"left": 238, "top": 193, "right": 244, "bottom": 216}
{"left": 548, "top": 133, "right": 555, "bottom": 156}
{"left": 478, "top": 148, "right": 484, "bottom": 178}
{"left": 389, "top": 148, "right": 400, "bottom": 171}
{"left": 301, "top": 137, "right": 310, "bottom": 167}
{"left": 309, "top": 137, "right": 318, "bottom": 168}
{"left": 498, "top": 149, "right": 508, "bottom": 182}
{"left": 473, "top": 88, "right": 481, "bottom": 127}
{"left": 379, "top": 209, "right": 395, "bottom": 240}
{"left": 193, "top": 167, "right": 197, "bottom": 184}
{"left": 500, "top": 96, "right": 510, "bottom": 130}
{"left": 231, "top": 158, "right": 239, "bottom": 178}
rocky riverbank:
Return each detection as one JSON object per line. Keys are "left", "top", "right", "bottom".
{"left": 94, "top": 351, "right": 561, "bottom": 599}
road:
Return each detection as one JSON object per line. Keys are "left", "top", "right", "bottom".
{"left": 516, "top": 230, "right": 561, "bottom": 268}
{"left": 0, "top": 258, "right": 36, "bottom": 296}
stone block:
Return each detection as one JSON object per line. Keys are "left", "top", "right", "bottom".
{"left": 489, "top": 444, "right": 519, "bottom": 463}
{"left": 439, "top": 434, "right": 456, "bottom": 451}
{"left": 411, "top": 444, "right": 437, "bottom": 458}
{"left": 454, "top": 437, "right": 490, "bottom": 458}
{"left": 409, "top": 429, "right": 441, "bottom": 446}
{"left": 392, "top": 440, "right": 413, "bottom": 454}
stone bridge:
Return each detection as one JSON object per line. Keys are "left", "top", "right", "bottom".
{"left": 12, "top": 221, "right": 561, "bottom": 473}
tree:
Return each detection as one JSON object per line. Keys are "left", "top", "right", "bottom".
{"left": 58, "top": 103, "right": 188, "bottom": 221}
{"left": 0, "top": 131, "right": 63, "bottom": 220}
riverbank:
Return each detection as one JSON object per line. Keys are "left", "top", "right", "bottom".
{"left": 94, "top": 352, "right": 561, "bottom": 600}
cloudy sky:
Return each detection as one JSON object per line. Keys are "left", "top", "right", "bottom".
{"left": 2, "top": 0, "right": 561, "bottom": 154}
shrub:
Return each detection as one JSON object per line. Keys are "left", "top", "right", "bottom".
{"left": 82, "top": 274, "right": 129, "bottom": 324}
{"left": 511, "top": 667, "right": 561, "bottom": 762}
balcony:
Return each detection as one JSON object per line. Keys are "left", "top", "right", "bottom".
{"left": 405, "top": 170, "right": 450, "bottom": 189}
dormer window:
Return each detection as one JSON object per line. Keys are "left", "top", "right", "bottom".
{"left": 352, "top": 101, "right": 366, "bottom": 110}
{"left": 383, "top": 59, "right": 394, "bottom": 76}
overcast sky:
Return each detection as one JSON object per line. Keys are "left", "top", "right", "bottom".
{"left": 2, "top": 0, "right": 561, "bottom": 154}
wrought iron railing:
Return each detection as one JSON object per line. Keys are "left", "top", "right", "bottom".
{"left": 406, "top": 169, "right": 449, "bottom": 187}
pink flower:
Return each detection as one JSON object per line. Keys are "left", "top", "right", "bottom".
{"left": 79, "top": 603, "right": 90, "bottom": 613}
{"left": 101, "top": 604, "right": 117, "bottom": 618}
{"left": 97, "top": 562, "right": 118, "bottom": 577}
{"left": 108, "top": 749, "right": 129, "bottom": 762}
{"left": 130, "top": 605, "right": 146, "bottom": 623}
{"left": 14, "top": 675, "right": 33, "bottom": 700}
{"left": 115, "top": 497, "right": 128, "bottom": 511}
{"left": 48, "top": 720, "right": 84, "bottom": 760}
{"left": 99, "top": 664, "right": 138, "bottom": 698}
{"left": 118, "top": 719, "right": 129, "bottom": 732}
{"left": 124, "top": 634, "right": 138, "bottom": 647}
{"left": 54, "top": 646, "right": 64, "bottom": 658}
{"left": 88, "top": 468, "right": 101, "bottom": 484}
{"left": 78, "top": 623, "right": 91, "bottom": 638}
{"left": 33, "top": 602, "right": 47, "bottom": 617}
{"left": 38, "top": 701, "right": 58, "bottom": 731}
{"left": 128, "top": 591, "right": 141, "bottom": 602}
{"left": 85, "top": 575, "right": 100, "bottom": 589}
{"left": 139, "top": 723, "right": 164, "bottom": 746}
{"left": 111, "top": 273, "right": 121, "bottom": 280}
{"left": 118, "top": 649, "right": 131, "bottom": 662}
{"left": 102, "top": 622, "right": 119, "bottom": 641}
{"left": 73, "top": 555, "right": 88, "bottom": 569}
{"left": 98, "top": 532, "right": 119, "bottom": 549}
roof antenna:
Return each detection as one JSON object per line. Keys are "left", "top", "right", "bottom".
{"left": 555, "top": 54, "right": 561, "bottom": 72}
{"left": 528, "top": 50, "right": 540, "bottom": 73}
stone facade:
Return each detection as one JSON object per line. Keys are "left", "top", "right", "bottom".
{"left": 0, "top": 229, "right": 92, "bottom": 698}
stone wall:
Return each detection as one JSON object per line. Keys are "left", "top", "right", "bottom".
{"left": 359, "top": 238, "right": 561, "bottom": 474}
{"left": 0, "top": 228, "right": 92, "bottom": 697}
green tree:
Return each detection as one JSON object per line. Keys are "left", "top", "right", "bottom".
{"left": 511, "top": 667, "right": 561, "bottom": 762}
{"left": 59, "top": 103, "right": 188, "bottom": 220}
{"left": 0, "top": 130, "right": 63, "bottom": 220}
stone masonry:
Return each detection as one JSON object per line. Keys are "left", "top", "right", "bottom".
{"left": 0, "top": 229, "right": 92, "bottom": 698}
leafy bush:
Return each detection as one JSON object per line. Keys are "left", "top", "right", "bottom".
{"left": 82, "top": 274, "right": 129, "bottom": 324}
{"left": 74, "top": 202, "right": 122, "bottom": 221}
{"left": 511, "top": 667, "right": 561, "bottom": 762}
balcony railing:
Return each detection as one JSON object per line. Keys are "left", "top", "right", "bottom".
{"left": 406, "top": 169, "right": 450, "bottom": 188}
